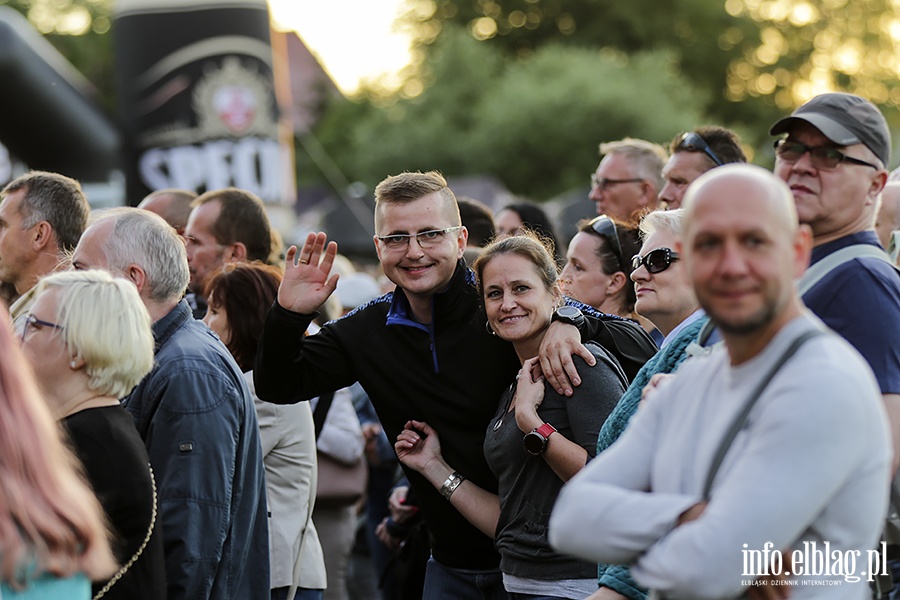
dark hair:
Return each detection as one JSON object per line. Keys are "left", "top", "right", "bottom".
{"left": 498, "top": 202, "right": 561, "bottom": 258}
{"left": 192, "top": 188, "right": 272, "bottom": 263}
{"left": 2, "top": 171, "right": 89, "bottom": 252}
{"left": 473, "top": 231, "right": 558, "bottom": 301}
{"left": 669, "top": 126, "right": 747, "bottom": 165}
{"left": 457, "top": 197, "right": 495, "bottom": 247}
{"left": 576, "top": 217, "right": 641, "bottom": 313}
{"left": 205, "top": 261, "right": 282, "bottom": 371}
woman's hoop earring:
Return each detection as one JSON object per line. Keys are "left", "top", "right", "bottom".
{"left": 485, "top": 321, "right": 496, "bottom": 336}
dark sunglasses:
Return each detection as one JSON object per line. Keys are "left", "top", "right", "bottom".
{"left": 677, "top": 132, "right": 723, "bottom": 167}
{"left": 587, "top": 215, "right": 624, "bottom": 270}
{"left": 631, "top": 247, "right": 680, "bottom": 274}
{"left": 773, "top": 139, "right": 880, "bottom": 171}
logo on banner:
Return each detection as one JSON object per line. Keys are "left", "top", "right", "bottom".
{"left": 194, "top": 57, "right": 274, "bottom": 137}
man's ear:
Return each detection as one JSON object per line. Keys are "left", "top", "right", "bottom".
{"left": 125, "top": 264, "right": 147, "bottom": 294}
{"left": 373, "top": 236, "right": 383, "bottom": 263}
{"left": 868, "top": 170, "right": 889, "bottom": 204}
{"left": 31, "top": 221, "right": 53, "bottom": 252}
{"left": 457, "top": 226, "right": 469, "bottom": 259}
{"left": 793, "top": 224, "right": 813, "bottom": 278}
{"left": 225, "top": 242, "right": 247, "bottom": 262}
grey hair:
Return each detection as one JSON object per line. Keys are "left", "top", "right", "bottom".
{"left": 639, "top": 208, "right": 684, "bottom": 241}
{"left": 600, "top": 138, "right": 667, "bottom": 193}
{"left": 2, "top": 171, "right": 89, "bottom": 252}
{"left": 98, "top": 208, "right": 189, "bottom": 302}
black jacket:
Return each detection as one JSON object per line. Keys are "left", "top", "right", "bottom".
{"left": 255, "top": 261, "right": 656, "bottom": 570}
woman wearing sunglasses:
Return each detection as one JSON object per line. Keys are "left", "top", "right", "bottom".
{"left": 395, "top": 232, "right": 628, "bottom": 600}
{"left": 560, "top": 216, "right": 643, "bottom": 323}
{"left": 586, "top": 209, "right": 713, "bottom": 600}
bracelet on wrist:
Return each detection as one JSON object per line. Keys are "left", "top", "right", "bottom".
{"left": 440, "top": 471, "right": 465, "bottom": 500}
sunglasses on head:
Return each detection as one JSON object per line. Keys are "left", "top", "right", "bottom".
{"left": 677, "top": 132, "right": 724, "bottom": 167}
{"left": 587, "top": 215, "right": 624, "bottom": 270}
{"left": 631, "top": 247, "right": 680, "bottom": 274}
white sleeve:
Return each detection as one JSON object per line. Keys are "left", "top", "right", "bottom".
{"left": 549, "top": 384, "right": 700, "bottom": 564}
{"left": 315, "top": 387, "right": 365, "bottom": 464}
{"left": 631, "top": 372, "right": 885, "bottom": 599}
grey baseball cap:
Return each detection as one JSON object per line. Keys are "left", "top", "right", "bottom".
{"left": 770, "top": 92, "right": 891, "bottom": 167}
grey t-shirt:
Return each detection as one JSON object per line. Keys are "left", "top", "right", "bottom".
{"left": 484, "top": 342, "right": 626, "bottom": 590}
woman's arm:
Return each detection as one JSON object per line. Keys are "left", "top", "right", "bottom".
{"left": 514, "top": 357, "right": 590, "bottom": 482}
{"left": 395, "top": 420, "right": 501, "bottom": 538}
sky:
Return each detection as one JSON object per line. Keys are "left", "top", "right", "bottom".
{"left": 267, "top": 0, "right": 415, "bottom": 94}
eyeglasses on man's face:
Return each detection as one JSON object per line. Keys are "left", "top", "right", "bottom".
{"left": 22, "top": 313, "right": 65, "bottom": 339}
{"left": 587, "top": 215, "right": 624, "bottom": 270}
{"left": 774, "top": 139, "right": 880, "bottom": 171}
{"left": 631, "top": 247, "right": 680, "bottom": 274}
{"left": 590, "top": 174, "right": 644, "bottom": 191}
{"left": 376, "top": 227, "right": 461, "bottom": 251}
{"left": 676, "top": 132, "right": 724, "bottom": 167}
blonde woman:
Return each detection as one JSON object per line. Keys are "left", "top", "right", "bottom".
{"left": 21, "top": 270, "right": 165, "bottom": 599}
{"left": 0, "top": 302, "right": 115, "bottom": 598}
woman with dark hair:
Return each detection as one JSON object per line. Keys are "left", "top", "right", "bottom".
{"left": 560, "top": 215, "right": 642, "bottom": 321}
{"left": 394, "top": 232, "right": 627, "bottom": 599}
{"left": 495, "top": 202, "right": 562, "bottom": 260}
{"left": 204, "top": 262, "right": 326, "bottom": 600}
{"left": 0, "top": 301, "right": 115, "bottom": 599}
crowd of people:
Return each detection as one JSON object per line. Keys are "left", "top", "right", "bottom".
{"left": 0, "top": 90, "right": 897, "bottom": 600}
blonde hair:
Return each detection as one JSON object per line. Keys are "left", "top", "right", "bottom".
{"left": 35, "top": 270, "right": 154, "bottom": 398}
{"left": 639, "top": 208, "right": 684, "bottom": 241}
{"left": 373, "top": 171, "right": 461, "bottom": 231}
{"left": 0, "top": 304, "right": 115, "bottom": 586}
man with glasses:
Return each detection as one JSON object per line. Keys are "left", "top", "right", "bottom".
{"left": 590, "top": 138, "right": 667, "bottom": 226}
{"left": 658, "top": 126, "right": 747, "bottom": 210}
{"left": 772, "top": 92, "right": 900, "bottom": 596}
{"left": 255, "top": 171, "right": 657, "bottom": 600}
{"left": 0, "top": 171, "right": 90, "bottom": 334}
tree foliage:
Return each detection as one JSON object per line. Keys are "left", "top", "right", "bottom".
{"left": 401, "top": 0, "right": 900, "bottom": 137}
{"left": 310, "top": 28, "right": 705, "bottom": 200}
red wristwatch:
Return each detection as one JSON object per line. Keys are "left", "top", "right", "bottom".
{"left": 523, "top": 423, "right": 557, "bottom": 456}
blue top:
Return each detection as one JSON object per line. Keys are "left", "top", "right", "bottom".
{"left": 123, "top": 300, "right": 269, "bottom": 600}
{"left": 1, "top": 572, "right": 89, "bottom": 599}
{"left": 803, "top": 231, "right": 900, "bottom": 394}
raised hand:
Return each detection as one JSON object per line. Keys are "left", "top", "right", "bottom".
{"left": 277, "top": 232, "right": 340, "bottom": 315}
{"left": 539, "top": 320, "right": 596, "bottom": 397}
{"left": 515, "top": 357, "right": 546, "bottom": 433}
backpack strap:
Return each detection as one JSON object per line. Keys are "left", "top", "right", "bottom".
{"left": 798, "top": 244, "right": 898, "bottom": 296}
{"left": 312, "top": 391, "right": 336, "bottom": 439}
{"left": 702, "top": 328, "right": 826, "bottom": 500}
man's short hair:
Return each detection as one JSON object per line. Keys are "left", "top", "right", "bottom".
{"left": 139, "top": 189, "right": 197, "bottom": 232}
{"left": 639, "top": 208, "right": 684, "bottom": 241}
{"left": 599, "top": 138, "right": 667, "bottom": 192}
{"left": 192, "top": 188, "right": 272, "bottom": 263}
{"left": 374, "top": 171, "right": 461, "bottom": 230}
{"left": 35, "top": 269, "right": 155, "bottom": 398}
{"left": 668, "top": 126, "right": 747, "bottom": 165}
{"left": 457, "top": 197, "right": 494, "bottom": 247}
{"left": 2, "top": 171, "right": 89, "bottom": 252}
{"left": 97, "top": 208, "right": 190, "bottom": 303}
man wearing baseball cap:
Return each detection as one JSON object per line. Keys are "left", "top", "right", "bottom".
{"left": 772, "top": 92, "right": 900, "bottom": 593}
